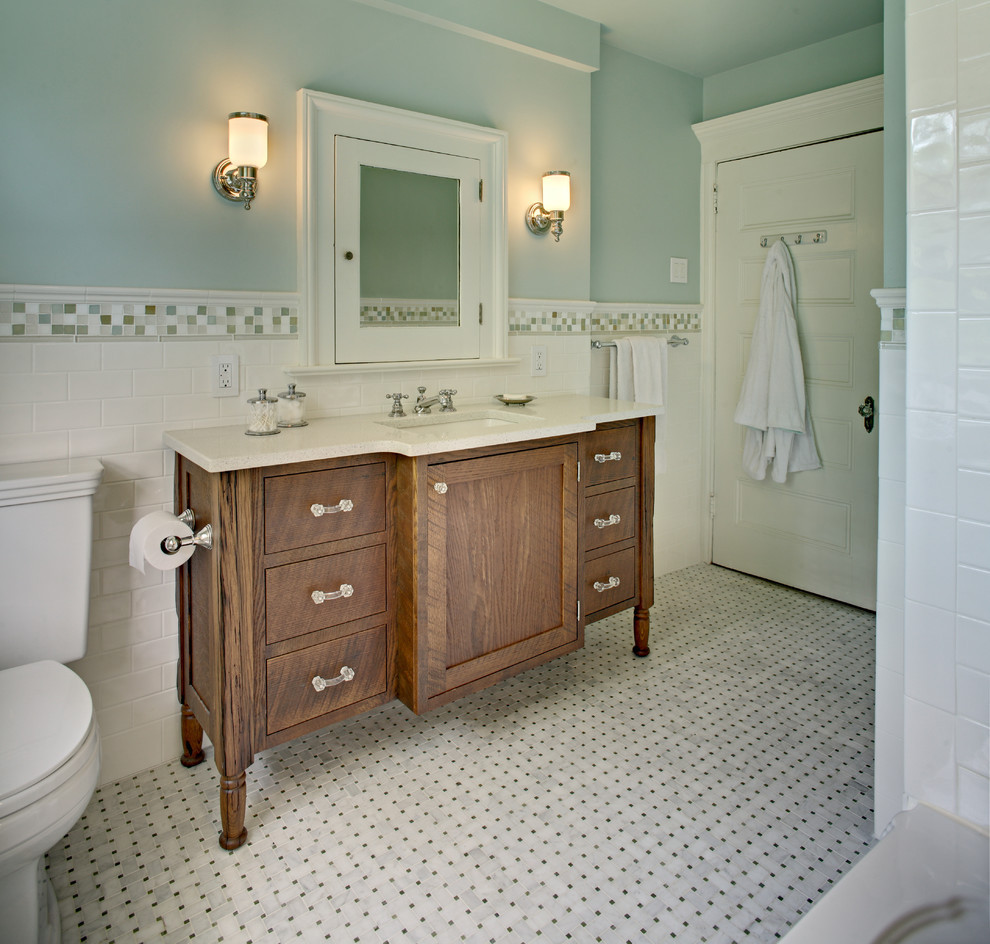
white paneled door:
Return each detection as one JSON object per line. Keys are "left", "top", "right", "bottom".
{"left": 712, "top": 132, "right": 883, "bottom": 609}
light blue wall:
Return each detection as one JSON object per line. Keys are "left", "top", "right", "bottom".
{"left": 590, "top": 44, "right": 703, "bottom": 303}
{"left": 702, "top": 24, "right": 884, "bottom": 121}
{"left": 0, "top": 0, "right": 593, "bottom": 300}
{"left": 884, "top": 0, "right": 907, "bottom": 288}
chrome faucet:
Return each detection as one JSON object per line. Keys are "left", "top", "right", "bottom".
{"left": 415, "top": 386, "right": 457, "bottom": 414}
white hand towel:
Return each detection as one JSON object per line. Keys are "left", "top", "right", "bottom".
{"left": 610, "top": 336, "right": 668, "bottom": 473}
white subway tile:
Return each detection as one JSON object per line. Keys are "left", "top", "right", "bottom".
{"left": 904, "top": 697, "right": 958, "bottom": 812}
{"left": 34, "top": 399, "right": 101, "bottom": 432}
{"left": 69, "top": 425, "right": 134, "bottom": 458}
{"left": 908, "top": 211, "right": 958, "bottom": 311}
{"left": 876, "top": 663, "right": 906, "bottom": 736}
{"left": 878, "top": 479, "right": 906, "bottom": 543}
{"left": 134, "top": 367, "right": 191, "bottom": 397}
{"left": 958, "top": 418, "right": 990, "bottom": 471}
{"left": 905, "top": 600, "right": 957, "bottom": 711}
{"left": 93, "top": 480, "right": 135, "bottom": 514}
{"left": 909, "top": 111, "right": 958, "bottom": 211}
{"left": 95, "top": 703, "right": 133, "bottom": 738}
{"left": 87, "top": 591, "right": 132, "bottom": 627}
{"left": 876, "top": 603, "right": 905, "bottom": 672}
{"left": 133, "top": 425, "right": 169, "bottom": 454}
{"left": 0, "top": 430, "right": 68, "bottom": 462}
{"left": 878, "top": 412, "right": 907, "bottom": 482}
{"left": 958, "top": 767, "right": 990, "bottom": 828}
{"left": 34, "top": 342, "right": 101, "bottom": 373}
{"left": 959, "top": 318, "right": 990, "bottom": 364}
{"left": 877, "top": 539, "right": 906, "bottom": 607}
{"left": 906, "top": 410, "right": 957, "bottom": 513}
{"left": 102, "top": 396, "right": 163, "bottom": 427}
{"left": 131, "top": 581, "right": 175, "bottom": 616}
{"left": 101, "top": 561, "right": 163, "bottom": 596}
{"left": 958, "top": 563, "right": 990, "bottom": 620}
{"left": 959, "top": 2, "right": 990, "bottom": 60}
{"left": 100, "top": 613, "right": 163, "bottom": 652}
{"left": 0, "top": 411, "right": 32, "bottom": 436}
{"left": 960, "top": 110, "right": 990, "bottom": 163}
{"left": 162, "top": 394, "right": 222, "bottom": 423}
{"left": 959, "top": 270, "right": 990, "bottom": 316}
{"left": 101, "top": 450, "right": 166, "bottom": 483}
{"left": 99, "top": 720, "right": 164, "bottom": 784}
{"left": 957, "top": 665, "right": 990, "bottom": 724}
{"left": 0, "top": 371, "right": 67, "bottom": 404}
{"left": 906, "top": 4, "right": 958, "bottom": 110}
{"left": 131, "top": 634, "right": 179, "bottom": 672}
{"left": 159, "top": 340, "right": 220, "bottom": 369}
{"left": 131, "top": 690, "right": 180, "bottom": 728}
{"left": 959, "top": 368, "right": 990, "bottom": 418}
{"left": 102, "top": 341, "right": 163, "bottom": 371}
{"left": 956, "top": 716, "right": 989, "bottom": 777}
{"left": 958, "top": 614, "right": 990, "bottom": 672}
{"left": 960, "top": 165, "right": 990, "bottom": 213}
{"left": 959, "top": 519, "right": 990, "bottom": 570}
{"left": 71, "top": 647, "right": 131, "bottom": 685}
{"left": 959, "top": 48, "right": 990, "bottom": 112}
{"left": 959, "top": 215, "right": 990, "bottom": 266}
{"left": 91, "top": 535, "right": 128, "bottom": 570}
{"left": 133, "top": 475, "right": 173, "bottom": 507}
{"left": 90, "top": 666, "right": 163, "bottom": 710}
{"left": 904, "top": 508, "right": 956, "bottom": 610}
{"left": 0, "top": 344, "right": 32, "bottom": 372}
{"left": 69, "top": 370, "right": 133, "bottom": 400}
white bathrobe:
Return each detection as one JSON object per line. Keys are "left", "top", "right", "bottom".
{"left": 733, "top": 240, "right": 821, "bottom": 483}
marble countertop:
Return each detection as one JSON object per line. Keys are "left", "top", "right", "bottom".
{"left": 164, "top": 395, "right": 659, "bottom": 473}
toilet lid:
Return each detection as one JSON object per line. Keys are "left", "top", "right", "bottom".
{"left": 0, "top": 661, "right": 95, "bottom": 801}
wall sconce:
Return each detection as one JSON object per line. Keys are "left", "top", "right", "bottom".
{"left": 212, "top": 112, "right": 268, "bottom": 210}
{"left": 526, "top": 170, "right": 570, "bottom": 242}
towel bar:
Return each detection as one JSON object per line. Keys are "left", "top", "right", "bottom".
{"left": 591, "top": 336, "right": 688, "bottom": 349}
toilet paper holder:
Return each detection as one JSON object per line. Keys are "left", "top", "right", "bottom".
{"left": 163, "top": 509, "right": 214, "bottom": 554}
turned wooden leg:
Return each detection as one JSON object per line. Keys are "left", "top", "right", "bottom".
{"left": 179, "top": 704, "right": 206, "bottom": 767}
{"left": 633, "top": 605, "right": 650, "bottom": 657}
{"left": 219, "top": 771, "right": 248, "bottom": 850}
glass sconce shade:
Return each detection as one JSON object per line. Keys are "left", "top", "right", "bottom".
{"left": 542, "top": 171, "right": 570, "bottom": 212}
{"left": 228, "top": 113, "right": 268, "bottom": 169}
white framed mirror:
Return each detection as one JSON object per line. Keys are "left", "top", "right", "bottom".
{"left": 297, "top": 89, "right": 508, "bottom": 371}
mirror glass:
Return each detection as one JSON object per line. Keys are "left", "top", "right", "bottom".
{"left": 359, "top": 166, "right": 460, "bottom": 328}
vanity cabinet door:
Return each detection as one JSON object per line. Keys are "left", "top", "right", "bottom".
{"left": 415, "top": 442, "right": 580, "bottom": 710}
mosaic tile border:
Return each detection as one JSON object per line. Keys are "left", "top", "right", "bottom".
{"left": 871, "top": 288, "right": 906, "bottom": 347}
{"left": 359, "top": 299, "right": 458, "bottom": 326}
{"left": 509, "top": 300, "right": 702, "bottom": 335}
{"left": 0, "top": 286, "right": 299, "bottom": 338}
{"left": 0, "top": 286, "right": 703, "bottom": 340}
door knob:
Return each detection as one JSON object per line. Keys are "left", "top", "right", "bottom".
{"left": 858, "top": 395, "right": 875, "bottom": 433}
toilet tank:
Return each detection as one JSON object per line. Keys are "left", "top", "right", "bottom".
{"left": 0, "top": 458, "right": 103, "bottom": 670}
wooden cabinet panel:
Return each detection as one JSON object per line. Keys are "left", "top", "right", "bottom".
{"left": 265, "top": 544, "right": 387, "bottom": 644}
{"left": 264, "top": 462, "right": 386, "bottom": 554}
{"left": 403, "top": 442, "right": 580, "bottom": 710}
{"left": 583, "top": 546, "right": 636, "bottom": 616}
{"left": 584, "top": 485, "right": 637, "bottom": 551}
{"left": 266, "top": 626, "right": 388, "bottom": 734}
{"left": 583, "top": 424, "right": 640, "bottom": 486}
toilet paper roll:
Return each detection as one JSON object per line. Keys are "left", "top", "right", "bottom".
{"left": 129, "top": 510, "right": 195, "bottom": 573}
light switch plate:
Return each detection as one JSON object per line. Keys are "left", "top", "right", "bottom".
{"left": 670, "top": 257, "right": 688, "bottom": 283}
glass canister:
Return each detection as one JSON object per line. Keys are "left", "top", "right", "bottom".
{"left": 277, "top": 383, "right": 307, "bottom": 427}
{"left": 245, "top": 388, "right": 280, "bottom": 436}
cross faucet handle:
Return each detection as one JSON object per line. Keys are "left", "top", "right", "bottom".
{"left": 438, "top": 388, "right": 458, "bottom": 412}
{"left": 385, "top": 392, "right": 409, "bottom": 417}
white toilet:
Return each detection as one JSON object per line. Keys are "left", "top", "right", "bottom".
{"left": 0, "top": 458, "right": 104, "bottom": 944}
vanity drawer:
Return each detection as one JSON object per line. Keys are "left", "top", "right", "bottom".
{"left": 583, "top": 546, "right": 636, "bottom": 616}
{"left": 583, "top": 425, "right": 640, "bottom": 486}
{"left": 266, "top": 544, "right": 386, "bottom": 644}
{"left": 264, "top": 462, "right": 386, "bottom": 554}
{"left": 266, "top": 626, "right": 388, "bottom": 735}
{"left": 584, "top": 485, "right": 637, "bottom": 550}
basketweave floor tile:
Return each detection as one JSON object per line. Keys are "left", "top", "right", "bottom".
{"left": 47, "top": 564, "right": 875, "bottom": 943}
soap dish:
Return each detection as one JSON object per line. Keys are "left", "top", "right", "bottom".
{"left": 495, "top": 394, "right": 536, "bottom": 406}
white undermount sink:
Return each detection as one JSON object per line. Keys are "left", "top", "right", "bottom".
{"left": 376, "top": 409, "right": 533, "bottom": 431}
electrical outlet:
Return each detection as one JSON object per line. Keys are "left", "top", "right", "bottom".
{"left": 210, "top": 354, "right": 239, "bottom": 397}
{"left": 531, "top": 344, "right": 547, "bottom": 377}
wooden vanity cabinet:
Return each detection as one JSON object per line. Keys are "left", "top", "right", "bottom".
{"left": 581, "top": 417, "right": 655, "bottom": 656}
{"left": 175, "top": 453, "right": 396, "bottom": 850}
{"left": 395, "top": 439, "right": 581, "bottom": 714}
{"left": 173, "top": 414, "right": 654, "bottom": 849}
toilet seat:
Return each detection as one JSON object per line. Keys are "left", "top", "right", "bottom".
{"left": 0, "top": 661, "right": 96, "bottom": 818}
